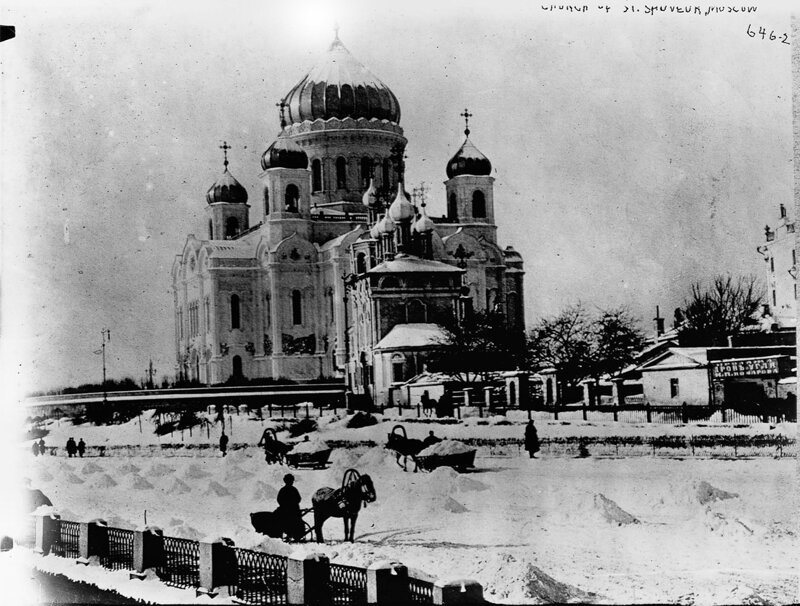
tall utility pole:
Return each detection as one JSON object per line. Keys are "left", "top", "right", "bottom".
{"left": 100, "top": 328, "right": 111, "bottom": 404}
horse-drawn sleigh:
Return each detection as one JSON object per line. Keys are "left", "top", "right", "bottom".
{"left": 250, "top": 469, "right": 376, "bottom": 542}
{"left": 257, "top": 428, "right": 293, "bottom": 464}
{"left": 386, "top": 424, "right": 477, "bottom": 472}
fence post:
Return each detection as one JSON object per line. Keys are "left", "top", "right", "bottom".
{"left": 367, "top": 560, "right": 409, "bottom": 605}
{"left": 582, "top": 402, "right": 587, "bottom": 421}
{"left": 286, "top": 552, "right": 330, "bottom": 606}
{"left": 131, "top": 527, "right": 164, "bottom": 580}
{"left": 721, "top": 406, "right": 727, "bottom": 423}
{"left": 483, "top": 387, "right": 492, "bottom": 415}
{"left": 77, "top": 519, "right": 108, "bottom": 565}
{"left": 433, "top": 578, "right": 484, "bottom": 604}
{"left": 681, "top": 402, "right": 688, "bottom": 424}
{"left": 34, "top": 513, "right": 60, "bottom": 556}
{"left": 613, "top": 402, "right": 618, "bottom": 423}
{"left": 198, "top": 537, "right": 236, "bottom": 597}
{"left": 463, "top": 388, "right": 472, "bottom": 409}
{"left": 646, "top": 404, "right": 652, "bottom": 424}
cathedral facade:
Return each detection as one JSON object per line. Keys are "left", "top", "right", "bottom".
{"left": 172, "top": 35, "right": 525, "bottom": 404}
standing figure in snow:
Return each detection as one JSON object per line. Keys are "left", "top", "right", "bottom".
{"left": 276, "top": 474, "right": 303, "bottom": 541}
{"left": 219, "top": 431, "right": 229, "bottom": 457}
{"left": 524, "top": 420, "right": 540, "bottom": 458}
{"left": 32, "top": 442, "right": 39, "bottom": 457}
{"left": 66, "top": 437, "right": 77, "bottom": 458}
{"left": 423, "top": 430, "right": 441, "bottom": 447}
{"left": 38, "top": 439, "right": 46, "bottom": 456}
{"left": 77, "top": 439, "right": 86, "bottom": 458}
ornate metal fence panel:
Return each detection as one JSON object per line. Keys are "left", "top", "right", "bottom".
{"left": 329, "top": 562, "right": 368, "bottom": 605}
{"left": 103, "top": 528, "right": 135, "bottom": 571}
{"left": 408, "top": 577, "right": 435, "bottom": 604}
{"left": 53, "top": 520, "right": 80, "bottom": 559}
{"left": 157, "top": 536, "right": 200, "bottom": 589}
{"left": 231, "top": 547, "right": 288, "bottom": 605}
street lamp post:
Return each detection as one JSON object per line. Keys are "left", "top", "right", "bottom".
{"left": 100, "top": 328, "right": 111, "bottom": 405}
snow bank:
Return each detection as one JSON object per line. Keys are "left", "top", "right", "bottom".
{"left": 696, "top": 480, "right": 738, "bottom": 505}
{"left": 81, "top": 461, "right": 104, "bottom": 475}
{"left": 65, "top": 472, "right": 84, "bottom": 485}
{"left": 252, "top": 481, "right": 278, "bottom": 501}
{"left": 184, "top": 463, "right": 211, "bottom": 479}
{"left": 593, "top": 494, "right": 639, "bottom": 525}
{"left": 118, "top": 463, "right": 140, "bottom": 475}
{"left": 523, "top": 564, "right": 601, "bottom": 603}
{"left": 226, "top": 466, "right": 254, "bottom": 481}
{"left": 169, "top": 479, "right": 192, "bottom": 495}
{"left": 204, "top": 481, "right": 231, "bottom": 497}
{"left": 93, "top": 474, "right": 118, "bottom": 488}
{"left": 418, "top": 440, "right": 474, "bottom": 457}
{"left": 443, "top": 497, "right": 468, "bottom": 513}
{"left": 128, "top": 474, "right": 154, "bottom": 490}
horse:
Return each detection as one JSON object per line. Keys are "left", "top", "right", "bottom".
{"left": 258, "top": 428, "right": 291, "bottom": 464}
{"left": 386, "top": 425, "right": 425, "bottom": 472}
{"left": 311, "top": 468, "right": 376, "bottom": 543}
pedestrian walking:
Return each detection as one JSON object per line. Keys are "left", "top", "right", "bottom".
{"left": 276, "top": 473, "right": 303, "bottom": 541}
{"left": 77, "top": 439, "right": 86, "bottom": 458}
{"left": 66, "top": 437, "right": 77, "bottom": 458}
{"left": 524, "top": 420, "right": 540, "bottom": 458}
{"left": 38, "top": 439, "right": 46, "bottom": 456}
{"left": 219, "top": 431, "right": 229, "bottom": 457}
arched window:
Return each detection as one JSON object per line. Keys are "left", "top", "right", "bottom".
{"left": 472, "top": 190, "right": 486, "bottom": 218}
{"left": 225, "top": 216, "right": 239, "bottom": 239}
{"left": 264, "top": 187, "right": 270, "bottom": 215}
{"left": 311, "top": 159, "right": 322, "bottom": 192}
{"left": 361, "top": 157, "right": 372, "bottom": 188}
{"left": 392, "top": 354, "right": 405, "bottom": 383}
{"left": 232, "top": 355, "right": 243, "bottom": 379}
{"left": 407, "top": 299, "right": 426, "bottom": 323}
{"left": 336, "top": 157, "right": 347, "bottom": 190}
{"left": 208, "top": 219, "right": 214, "bottom": 240}
{"left": 230, "top": 294, "right": 240, "bottom": 329}
{"left": 285, "top": 184, "right": 299, "bottom": 212}
{"left": 448, "top": 193, "right": 457, "bottom": 220}
{"left": 382, "top": 159, "right": 390, "bottom": 190}
{"left": 356, "top": 252, "right": 367, "bottom": 274}
{"left": 292, "top": 290, "right": 302, "bottom": 325}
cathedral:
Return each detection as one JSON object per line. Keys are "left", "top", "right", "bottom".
{"left": 172, "top": 34, "right": 525, "bottom": 405}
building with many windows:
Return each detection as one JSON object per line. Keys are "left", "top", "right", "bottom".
{"left": 172, "top": 35, "right": 525, "bottom": 404}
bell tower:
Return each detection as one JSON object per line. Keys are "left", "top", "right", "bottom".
{"left": 206, "top": 142, "right": 250, "bottom": 240}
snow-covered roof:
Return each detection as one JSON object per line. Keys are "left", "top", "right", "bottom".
{"left": 374, "top": 323, "right": 450, "bottom": 351}
{"left": 368, "top": 254, "right": 462, "bottom": 274}
{"left": 639, "top": 347, "right": 708, "bottom": 371}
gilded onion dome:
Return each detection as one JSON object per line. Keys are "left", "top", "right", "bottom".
{"left": 413, "top": 202, "right": 435, "bottom": 234}
{"left": 387, "top": 182, "right": 415, "bottom": 222}
{"left": 446, "top": 135, "right": 492, "bottom": 179}
{"left": 206, "top": 164, "right": 248, "bottom": 205}
{"left": 261, "top": 135, "right": 309, "bottom": 170}
{"left": 362, "top": 178, "right": 378, "bottom": 208}
{"left": 376, "top": 213, "right": 396, "bottom": 235}
{"left": 283, "top": 35, "right": 401, "bottom": 125}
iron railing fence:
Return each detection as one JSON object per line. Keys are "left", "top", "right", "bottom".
{"left": 157, "top": 536, "right": 200, "bottom": 589}
{"left": 408, "top": 577, "right": 435, "bottom": 604}
{"left": 52, "top": 520, "right": 80, "bottom": 559}
{"left": 329, "top": 562, "right": 368, "bottom": 605}
{"left": 230, "top": 547, "right": 288, "bottom": 605}
{"left": 102, "top": 527, "right": 135, "bottom": 571}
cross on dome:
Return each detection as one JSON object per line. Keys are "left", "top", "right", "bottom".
{"left": 219, "top": 141, "right": 231, "bottom": 169}
{"left": 460, "top": 108, "right": 473, "bottom": 136}
{"left": 276, "top": 99, "right": 288, "bottom": 128}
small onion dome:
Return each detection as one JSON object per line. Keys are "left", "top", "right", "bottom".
{"left": 413, "top": 204, "right": 435, "bottom": 234}
{"left": 261, "top": 136, "right": 308, "bottom": 170}
{"left": 369, "top": 221, "right": 381, "bottom": 239}
{"left": 446, "top": 136, "right": 492, "bottom": 179}
{"left": 376, "top": 213, "right": 395, "bottom": 235}
{"left": 283, "top": 35, "right": 401, "bottom": 125}
{"left": 387, "top": 182, "right": 415, "bottom": 222}
{"left": 206, "top": 168, "right": 248, "bottom": 204}
{"left": 362, "top": 178, "right": 378, "bottom": 208}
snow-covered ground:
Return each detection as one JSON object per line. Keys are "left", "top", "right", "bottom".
{"left": 15, "top": 411, "right": 800, "bottom": 604}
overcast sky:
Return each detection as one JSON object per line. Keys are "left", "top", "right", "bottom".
{"left": 0, "top": 0, "right": 793, "bottom": 394}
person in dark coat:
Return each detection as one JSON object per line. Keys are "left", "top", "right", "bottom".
{"left": 524, "top": 420, "right": 540, "bottom": 458}
{"left": 66, "top": 437, "right": 77, "bottom": 458}
{"left": 32, "top": 442, "right": 39, "bottom": 457}
{"left": 77, "top": 439, "right": 86, "bottom": 458}
{"left": 422, "top": 430, "right": 441, "bottom": 447}
{"left": 219, "top": 432, "right": 229, "bottom": 457}
{"left": 38, "top": 439, "right": 46, "bottom": 456}
{"left": 276, "top": 473, "right": 303, "bottom": 540}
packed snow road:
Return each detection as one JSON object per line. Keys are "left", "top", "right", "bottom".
{"left": 22, "top": 433, "right": 798, "bottom": 604}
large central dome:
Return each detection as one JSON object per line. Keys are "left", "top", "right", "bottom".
{"left": 283, "top": 36, "right": 401, "bottom": 125}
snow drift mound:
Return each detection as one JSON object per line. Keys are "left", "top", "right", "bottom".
{"left": 291, "top": 438, "right": 329, "bottom": 454}
{"left": 443, "top": 497, "right": 468, "bottom": 513}
{"left": 81, "top": 461, "right": 104, "bottom": 475}
{"left": 38, "top": 469, "right": 54, "bottom": 482}
{"left": 93, "top": 473, "right": 118, "bottom": 488}
{"left": 118, "top": 463, "right": 140, "bottom": 475}
{"left": 593, "top": 494, "right": 639, "bottom": 525}
{"left": 147, "top": 462, "right": 174, "bottom": 475}
{"left": 65, "top": 472, "right": 84, "bottom": 484}
{"left": 184, "top": 463, "right": 211, "bottom": 479}
{"left": 226, "top": 466, "right": 255, "bottom": 481}
{"left": 524, "top": 564, "right": 601, "bottom": 603}
{"left": 697, "top": 480, "right": 738, "bottom": 505}
{"left": 170, "top": 478, "right": 192, "bottom": 494}
{"left": 252, "top": 481, "right": 278, "bottom": 501}
{"left": 418, "top": 440, "right": 474, "bottom": 458}
{"left": 456, "top": 476, "right": 489, "bottom": 492}
{"left": 204, "top": 481, "right": 232, "bottom": 497}
{"left": 129, "top": 474, "right": 154, "bottom": 490}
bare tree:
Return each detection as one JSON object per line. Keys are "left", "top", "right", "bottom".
{"left": 678, "top": 274, "right": 763, "bottom": 346}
